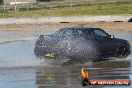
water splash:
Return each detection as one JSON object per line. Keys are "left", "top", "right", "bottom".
{"left": 52, "top": 34, "right": 98, "bottom": 64}
{"left": 0, "top": 37, "right": 37, "bottom": 44}
{"left": 0, "top": 59, "right": 60, "bottom": 68}
{"left": 0, "top": 59, "right": 42, "bottom": 68}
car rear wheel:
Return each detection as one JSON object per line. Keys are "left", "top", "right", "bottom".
{"left": 115, "top": 45, "right": 129, "bottom": 58}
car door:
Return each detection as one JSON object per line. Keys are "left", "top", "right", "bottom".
{"left": 91, "top": 29, "right": 115, "bottom": 56}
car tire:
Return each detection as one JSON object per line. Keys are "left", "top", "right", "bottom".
{"left": 115, "top": 45, "right": 129, "bottom": 58}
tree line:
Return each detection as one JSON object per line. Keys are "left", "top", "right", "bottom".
{"left": 0, "top": 0, "right": 3, "bottom": 5}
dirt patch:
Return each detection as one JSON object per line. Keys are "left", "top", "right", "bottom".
{"left": 0, "top": 22, "right": 132, "bottom": 31}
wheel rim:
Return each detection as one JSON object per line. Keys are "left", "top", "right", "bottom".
{"left": 117, "top": 46, "right": 128, "bottom": 57}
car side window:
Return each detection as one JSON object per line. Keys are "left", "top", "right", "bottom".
{"left": 65, "top": 29, "right": 80, "bottom": 36}
{"left": 93, "top": 29, "right": 108, "bottom": 37}
{"left": 72, "top": 30, "right": 80, "bottom": 36}
{"left": 65, "top": 29, "right": 73, "bottom": 36}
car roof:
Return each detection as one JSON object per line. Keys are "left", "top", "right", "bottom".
{"left": 61, "top": 26, "right": 99, "bottom": 31}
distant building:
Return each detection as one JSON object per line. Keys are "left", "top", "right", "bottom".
{"left": 3, "top": 0, "right": 36, "bottom": 5}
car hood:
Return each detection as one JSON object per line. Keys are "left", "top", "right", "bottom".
{"left": 114, "top": 37, "right": 130, "bottom": 46}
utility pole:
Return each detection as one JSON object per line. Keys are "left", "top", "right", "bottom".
{"left": 3, "top": 1, "right": 5, "bottom": 12}
{"left": 15, "top": 0, "right": 17, "bottom": 11}
{"left": 70, "top": 1, "right": 72, "bottom": 8}
{"left": 27, "top": 4, "right": 29, "bottom": 11}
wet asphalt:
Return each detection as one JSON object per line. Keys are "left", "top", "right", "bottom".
{"left": 0, "top": 29, "right": 132, "bottom": 88}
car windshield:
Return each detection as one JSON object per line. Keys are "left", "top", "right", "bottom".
{"left": 93, "top": 29, "right": 109, "bottom": 37}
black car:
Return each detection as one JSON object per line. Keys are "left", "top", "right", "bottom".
{"left": 34, "top": 27, "right": 131, "bottom": 63}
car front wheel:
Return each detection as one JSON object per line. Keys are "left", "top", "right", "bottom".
{"left": 115, "top": 45, "right": 129, "bottom": 58}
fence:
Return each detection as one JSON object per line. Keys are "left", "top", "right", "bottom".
{"left": 1, "top": 0, "right": 132, "bottom": 10}
{"left": 0, "top": 0, "right": 132, "bottom": 18}
{"left": 38, "top": 0, "right": 132, "bottom": 7}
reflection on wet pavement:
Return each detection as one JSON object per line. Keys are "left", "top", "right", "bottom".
{"left": 0, "top": 29, "right": 131, "bottom": 88}
{"left": 35, "top": 60, "right": 131, "bottom": 88}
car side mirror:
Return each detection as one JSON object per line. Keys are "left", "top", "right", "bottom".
{"left": 110, "top": 35, "right": 114, "bottom": 39}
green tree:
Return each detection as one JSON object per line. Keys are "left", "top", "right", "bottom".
{"left": 0, "top": 0, "right": 3, "bottom": 5}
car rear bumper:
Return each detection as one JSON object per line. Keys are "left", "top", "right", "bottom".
{"left": 34, "top": 46, "right": 69, "bottom": 57}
